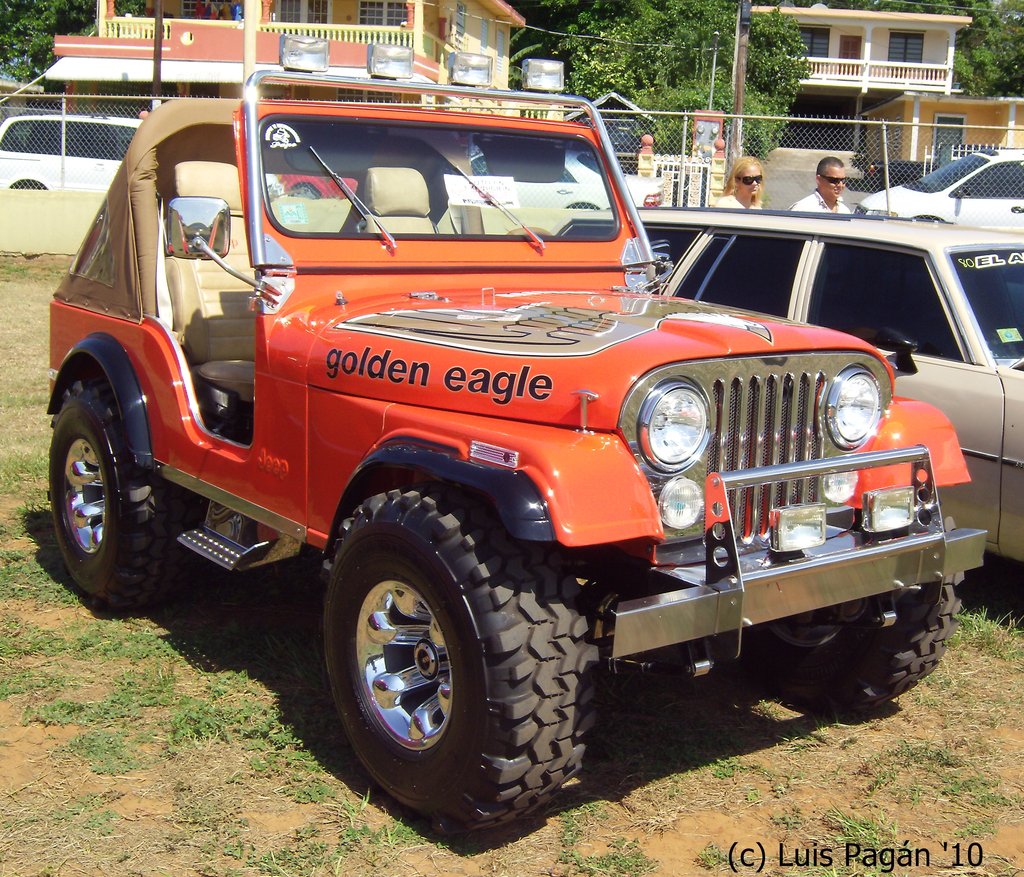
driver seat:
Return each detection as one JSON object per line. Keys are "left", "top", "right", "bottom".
{"left": 165, "top": 160, "right": 256, "bottom": 442}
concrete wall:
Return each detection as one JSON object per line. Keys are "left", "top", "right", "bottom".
{"left": 0, "top": 190, "right": 103, "bottom": 257}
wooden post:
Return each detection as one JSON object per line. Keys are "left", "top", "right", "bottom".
{"left": 152, "top": 0, "right": 163, "bottom": 107}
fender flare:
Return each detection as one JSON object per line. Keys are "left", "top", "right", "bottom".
{"left": 49, "top": 333, "right": 154, "bottom": 469}
{"left": 339, "top": 442, "right": 554, "bottom": 544}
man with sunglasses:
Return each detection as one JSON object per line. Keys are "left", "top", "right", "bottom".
{"left": 789, "top": 156, "right": 851, "bottom": 213}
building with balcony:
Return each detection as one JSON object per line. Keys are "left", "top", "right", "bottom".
{"left": 754, "top": 3, "right": 971, "bottom": 117}
{"left": 44, "top": 0, "right": 525, "bottom": 95}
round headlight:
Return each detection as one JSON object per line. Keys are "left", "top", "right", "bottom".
{"left": 827, "top": 367, "right": 881, "bottom": 449}
{"left": 638, "top": 382, "right": 709, "bottom": 471}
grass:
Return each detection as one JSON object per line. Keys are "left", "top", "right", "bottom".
{"left": 0, "top": 254, "right": 1022, "bottom": 876}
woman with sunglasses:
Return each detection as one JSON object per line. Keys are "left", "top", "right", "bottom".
{"left": 716, "top": 157, "right": 765, "bottom": 209}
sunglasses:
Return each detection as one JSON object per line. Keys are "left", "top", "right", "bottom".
{"left": 737, "top": 174, "right": 763, "bottom": 185}
{"left": 819, "top": 174, "right": 847, "bottom": 185}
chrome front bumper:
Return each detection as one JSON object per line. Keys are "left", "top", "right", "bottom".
{"left": 610, "top": 446, "right": 987, "bottom": 658}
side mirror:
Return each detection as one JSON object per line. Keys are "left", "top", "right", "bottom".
{"left": 165, "top": 196, "right": 231, "bottom": 258}
{"left": 950, "top": 186, "right": 970, "bottom": 200}
{"left": 874, "top": 326, "right": 919, "bottom": 375}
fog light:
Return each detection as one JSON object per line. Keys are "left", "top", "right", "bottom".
{"left": 863, "top": 486, "right": 915, "bottom": 533}
{"left": 658, "top": 476, "right": 703, "bottom": 530}
{"left": 770, "top": 503, "right": 826, "bottom": 552}
{"left": 823, "top": 470, "right": 858, "bottom": 504}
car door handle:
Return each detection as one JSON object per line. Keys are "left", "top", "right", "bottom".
{"left": 1012, "top": 206, "right": 1024, "bottom": 214}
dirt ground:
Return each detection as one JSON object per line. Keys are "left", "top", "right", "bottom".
{"left": 0, "top": 255, "right": 1021, "bottom": 877}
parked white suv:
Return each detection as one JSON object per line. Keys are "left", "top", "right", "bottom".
{"left": 0, "top": 114, "right": 139, "bottom": 192}
{"left": 641, "top": 207, "right": 1024, "bottom": 563}
{"left": 856, "top": 149, "right": 1024, "bottom": 229}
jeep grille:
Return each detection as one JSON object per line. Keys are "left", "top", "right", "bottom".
{"left": 619, "top": 352, "right": 893, "bottom": 544}
{"left": 709, "top": 370, "right": 826, "bottom": 543}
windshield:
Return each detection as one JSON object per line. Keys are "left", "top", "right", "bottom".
{"left": 905, "top": 153, "right": 989, "bottom": 193}
{"left": 259, "top": 116, "right": 618, "bottom": 241}
{"left": 950, "top": 247, "right": 1024, "bottom": 364}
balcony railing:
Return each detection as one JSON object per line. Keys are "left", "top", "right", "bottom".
{"left": 101, "top": 17, "right": 446, "bottom": 63}
{"left": 806, "top": 56, "right": 950, "bottom": 90}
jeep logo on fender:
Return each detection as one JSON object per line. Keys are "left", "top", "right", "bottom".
{"left": 325, "top": 345, "right": 553, "bottom": 405}
{"left": 256, "top": 448, "right": 290, "bottom": 479}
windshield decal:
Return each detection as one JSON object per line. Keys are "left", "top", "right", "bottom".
{"left": 444, "top": 174, "right": 519, "bottom": 208}
{"left": 265, "top": 123, "right": 301, "bottom": 150}
{"left": 997, "top": 328, "right": 1023, "bottom": 343}
{"left": 956, "top": 252, "right": 1024, "bottom": 269}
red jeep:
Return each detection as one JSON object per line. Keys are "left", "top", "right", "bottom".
{"left": 48, "top": 61, "right": 985, "bottom": 831}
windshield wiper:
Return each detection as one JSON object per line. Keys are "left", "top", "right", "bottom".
{"left": 448, "top": 164, "right": 545, "bottom": 254}
{"left": 1009, "top": 357, "right": 1024, "bottom": 371}
{"left": 308, "top": 146, "right": 396, "bottom": 254}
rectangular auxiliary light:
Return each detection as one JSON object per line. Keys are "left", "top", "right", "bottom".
{"left": 863, "top": 486, "right": 915, "bottom": 533}
{"left": 279, "top": 35, "right": 329, "bottom": 73}
{"left": 367, "top": 44, "right": 414, "bottom": 79}
{"left": 448, "top": 52, "right": 493, "bottom": 87}
{"left": 521, "top": 58, "right": 565, "bottom": 92}
{"left": 770, "top": 503, "right": 827, "bottom": 552}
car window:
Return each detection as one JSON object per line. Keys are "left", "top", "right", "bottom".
{"left": 905, "top": 153, "right": 988, "bottom": 193}
{"left": 689, "top": 234, "right": 803, "bottom": 317}
{"left": 958, "top": 161, "right": 1024, "bottom": 199}
{"left": 950, "top": 247, "right": 1024, "bottom": 363}
{"left": 808, "top": 243, "right": 963, "bottom": 361}
{"left": 0, "top": 118, "right": 61, "bottom": 155}
{"left": 648, "top": 225, "right": 702, "bottom": 265}
{"left": 65, "top": 122, "right": 134, "bottom": 161}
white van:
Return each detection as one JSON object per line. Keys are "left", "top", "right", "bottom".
{"left": 0, "top": 114, "right": 140, "bottom": 192}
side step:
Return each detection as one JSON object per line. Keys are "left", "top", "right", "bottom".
{"left": 177, "top": 502, "right": 301, "bottom": 571}
{"left": 178, "top": 526, "right": 270, "bottom": 571}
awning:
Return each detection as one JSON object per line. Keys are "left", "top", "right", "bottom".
{"left": 44, "top": 56, "right": 422, "bottom": 84}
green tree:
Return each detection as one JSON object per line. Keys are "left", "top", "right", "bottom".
{"left": 0, "top": 0, "right": 144, "bottom": 85}
{"left": 511, "top": 0, "right": 807, "bottom": 118}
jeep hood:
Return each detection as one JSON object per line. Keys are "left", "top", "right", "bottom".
{"left": 307, "top": 290, "right": 887, "bottom": 431}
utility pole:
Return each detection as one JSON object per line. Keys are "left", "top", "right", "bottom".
{"left": 707, "top": 31, "right": 720, "bottom": 111}
{"left": 243, "top": 0, "right": 259, "bottom": 84}
{"left": 730, "top": 0, "right": 751, "bottom": 163}
{"left": 152, "top": 0, "right": 163, "bottom": 108}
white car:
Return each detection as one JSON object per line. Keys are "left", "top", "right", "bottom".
{"left": 0, "top": 114, "right": 140, "bottom": 191}
{"left": 856, "top": 149, "right": 1024, "bottom": 228}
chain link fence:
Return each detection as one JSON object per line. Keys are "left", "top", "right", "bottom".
{"left": 3, "top": 94, "right": 1021, "bottom": 228}
{"left": 0, "top": 94, "right": 146, "bottom": 192}
{"left": 600, "top": 108, "right": 1024, "bottom": 230}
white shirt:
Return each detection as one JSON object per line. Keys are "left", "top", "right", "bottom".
{"left": 789, "top": 190, "right": 851, "bottom": 213}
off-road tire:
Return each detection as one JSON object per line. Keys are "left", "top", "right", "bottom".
{"left": 49, "top": 379, "right": 199, "bottom": 610}
{"left": 323, "top": 485, "right": 597, "bottom": 832}
{"left": 745, "top": 580, "right": 961, "bottom": 712}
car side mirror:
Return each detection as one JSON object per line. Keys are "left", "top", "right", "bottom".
{"left": 165, "top": 196, "right": 231, "bottom": 258}
{"left": 950, "top": 186, "right": 970, "bottom": 199}
{"left": 874, "top": 326, "right": 919, "bottom": 375}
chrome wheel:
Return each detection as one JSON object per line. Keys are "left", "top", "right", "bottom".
{"left": 356, "top": 580, "right": 452, "bottom": 750}
{"left": 63, "top": 438, "right": 105, "bottom": 554}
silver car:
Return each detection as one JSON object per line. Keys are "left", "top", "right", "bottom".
{"left": 641, "top": 207, "right": 1024, "bottom": 563}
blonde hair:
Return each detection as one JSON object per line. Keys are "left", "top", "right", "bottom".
{"left": 721, "top": 156, "right": 765, "bottom": 207}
